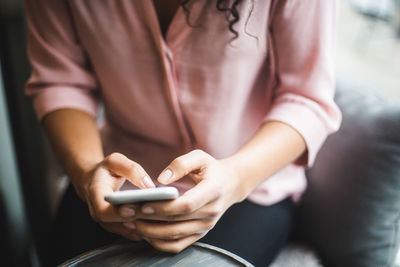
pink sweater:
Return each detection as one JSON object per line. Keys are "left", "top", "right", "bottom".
{"left": 25, "top": 0, "right": 341, "bottom": 205}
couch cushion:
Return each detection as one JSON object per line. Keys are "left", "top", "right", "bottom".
{"left": 270, "top": 243, "right": 323, "bottom": 267}
{"left": 296, "top": 81, "right": 400, "bottom": 267}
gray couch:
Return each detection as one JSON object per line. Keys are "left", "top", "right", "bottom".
{"left": 272, "top": 81, "right": 400, "bottom": 267}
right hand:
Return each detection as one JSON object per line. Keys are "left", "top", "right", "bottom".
{"left": 72, "top": 152, "right": 155, "bottom": 241}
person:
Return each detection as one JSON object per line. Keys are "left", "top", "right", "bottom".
{"left": 24, "top": 0, "right": 341, "bottom": 266}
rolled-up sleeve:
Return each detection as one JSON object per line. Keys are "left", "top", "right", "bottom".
{"left": 25, "top": 0, "right": 98, "bottom": 120}
{"left": 264, "top": 0, "right": 342, "bottom": 166}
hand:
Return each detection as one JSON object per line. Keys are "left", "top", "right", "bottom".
{"left": 73, "top": 152, "right": 156, "bottom": 241}
{"left": 127, "top": 149, "right": 246, "bottom": 253}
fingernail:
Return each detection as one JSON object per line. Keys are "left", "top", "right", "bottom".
{"left": 120, "top": 206, "right": 135, "bottom": 217}
{"left": 123, "top": 222, "right": 136, "bottom": 230}
{"left": 142, "top": 206, "right": 155, "bottom": 214}
{"left": 143, "top": 175, "right": 155, "bottom": 188}
{"left": 143, "top": 237, "right": 151, "bottom": 243}
{"left": 158, "top": 169, "right": 173, "bottom": 183}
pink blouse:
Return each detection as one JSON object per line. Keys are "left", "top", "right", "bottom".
{"left": 25, "top": 0, "right": 341, "bottom": 205}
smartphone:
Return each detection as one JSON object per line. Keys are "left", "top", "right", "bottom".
{"left": 104, "top": 186, "right": 179, "bottom": 205}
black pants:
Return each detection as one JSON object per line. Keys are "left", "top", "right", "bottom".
{"left": 48, "top": 186, "right": 295, "bottom": 267}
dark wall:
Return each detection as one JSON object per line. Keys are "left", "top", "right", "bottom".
{"left": 0, "top": 1, "right": 53, "bottom": 266}
{"left": 0, "top": 69, "right": 31, "bottom": 266}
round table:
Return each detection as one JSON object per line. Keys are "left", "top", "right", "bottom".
{"left": 58, "top": 242, "right": 254, "bottom": 266}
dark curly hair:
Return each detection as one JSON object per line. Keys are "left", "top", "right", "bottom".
{"left": 181, "top": 0, "right": 244, "bottom": 39}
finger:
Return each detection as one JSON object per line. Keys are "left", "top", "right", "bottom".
{"left": 135, "top": 219, "right": 213, "bottom": 240}
{"left": 134, "top": 200, "right": 220, "bottom": 222}
{"left": 104, "top": 152, "right": 155, "bottom": 188}
{"left": 89, "top": 168, "right": 135, "bottom": 222}
{"left": 141, "top": 180, "right": 221, "bottom": 217}
{"left": 100, "top": 222, "right": 142, "bottom": 241}
{"left": 145, "top": 233, "right": 206, "bottom": 254}
{"left": 157, "top": 149, "right": 211, "bottom": 184}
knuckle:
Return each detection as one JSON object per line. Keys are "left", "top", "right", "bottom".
{"left": 180, "top": 199, "right": 194, "bottom": 213}
{"left": 171, "top": 247, "right": 184, "bottom": 254}
{"left": 206, "top": 203, "right": 223, "bottom": 218}
{"left": 175, "top": 244, "right": 187, "bottom": 254}
{"left": 172, "top": 157, "right": 187, "bottom": 170}
{"left": 151, "top": 243, "right": 165, "bottom": 252}
{"left": 192, "top": 149, "right": 204, "bottom": 155}
{"left": 207, "top": 208, "right": 220, "bottom": 218}
{"left": 106, "top": 152, "right": 123, "bottom": 163}
{"left": 167, "top": 244, "right": 184, "bottom": 254}
{"left": 151, "top": 241, "right": 185, "bottom": 254}
{"left": 192, "top": 149, "right": 209, "bottom": 158}
{"left": 127, "top": 161, "right": 138, "bottom": 173}
{"left": 204, "top": 219, "right": 216, "bottom": 230}
{"left": 168, "top": 228, "right": 184, "bottom": 240}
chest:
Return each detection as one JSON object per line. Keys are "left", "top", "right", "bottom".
{"left": 70, "top": 0, "right": 271, "bottom": 65}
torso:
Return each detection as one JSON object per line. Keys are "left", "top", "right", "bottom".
{"left": 28, "top": 0, "right": 324, "bottom": 205}
{"left": 152, "top": 0, "right": 182, "bottom": 38}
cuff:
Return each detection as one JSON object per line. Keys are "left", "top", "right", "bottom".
{"left": 32, "top": 86, "right": 98, "bottom": 121}
{"left": 264, "top": 93, "right": 340, "bottom": 167}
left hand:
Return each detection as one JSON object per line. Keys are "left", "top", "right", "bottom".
{"left": 122, "top": 149, "right": 246, "bottom": 253}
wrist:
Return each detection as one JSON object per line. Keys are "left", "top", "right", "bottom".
{"left": 68, "top": 158, "right": 103, "bottom": 201}
{"left": 222, "top": 147, "right": 271, "bottom": 201}
{"left": 220, "top": 156, "right": 250, "bottom": 203}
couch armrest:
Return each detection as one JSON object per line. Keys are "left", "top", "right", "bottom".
{"left": 296, "top": 80, "right": 400, "bottom": 267}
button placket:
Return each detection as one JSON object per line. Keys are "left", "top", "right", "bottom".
{"left": 161, "top": 42, "right": 193, "bottom": 151}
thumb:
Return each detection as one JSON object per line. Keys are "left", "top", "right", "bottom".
{"left": 157, "top": 149, "right": 210, "bottom": 184}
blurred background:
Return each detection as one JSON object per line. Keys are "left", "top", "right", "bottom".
{"left": 338, "top": 0, "right": 400, "bottom": 100}
{"left": 0, "top": 0, "right": 399, "bottom": 266}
